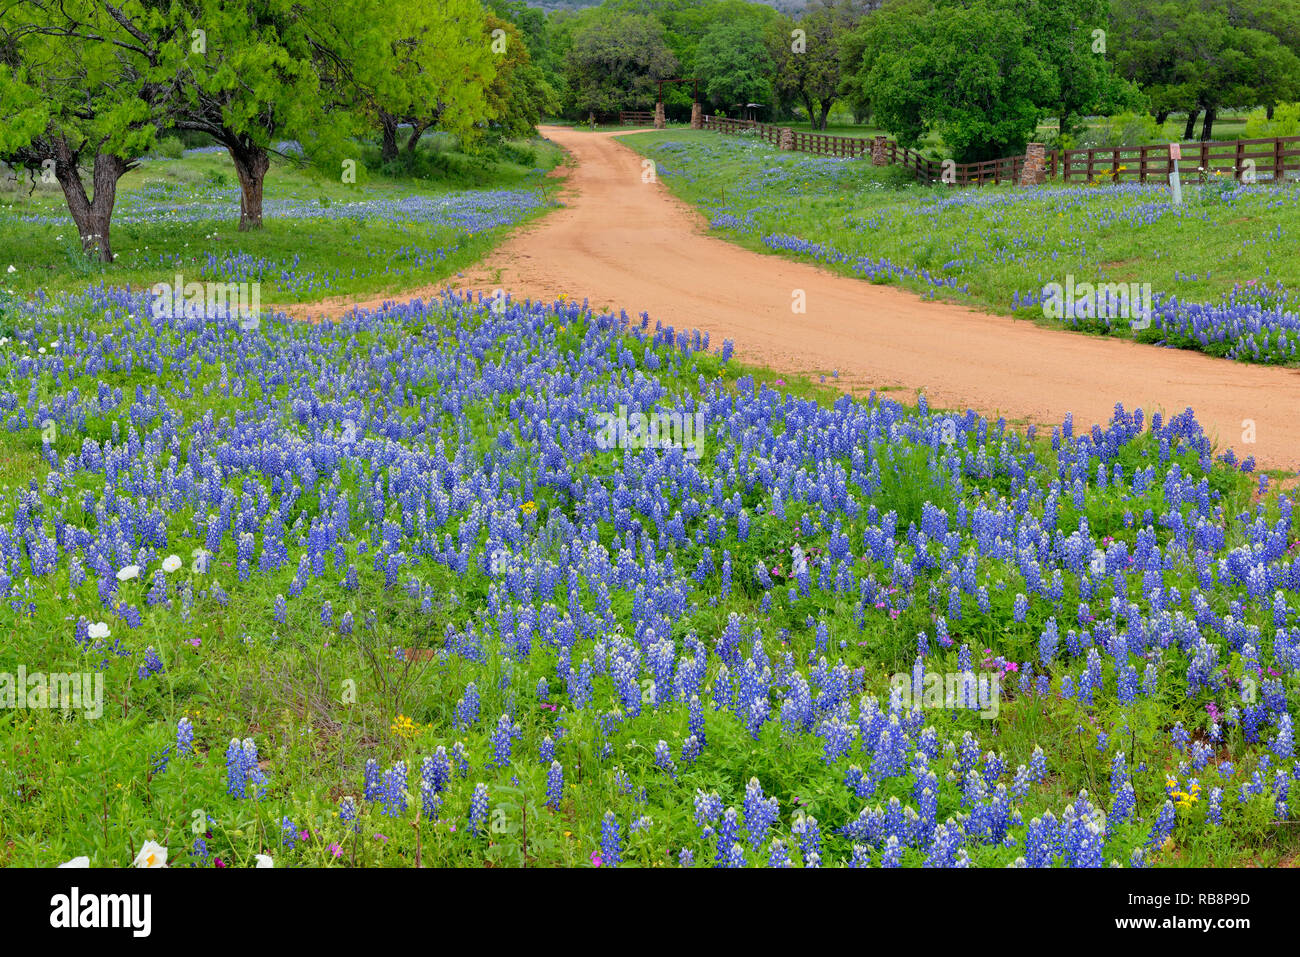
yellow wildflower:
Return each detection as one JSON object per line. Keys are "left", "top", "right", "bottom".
{"left": 390, "top": 714, "right": 419, "bottom": 739}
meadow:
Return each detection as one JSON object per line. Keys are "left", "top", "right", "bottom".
{"left": 0, "top": 135, "right": 562, "bottom": 306}
{"left": 0, "top": 165, "right": 1297, "bottom": 867}
{"left": 623, "top": 130, "right": 1300, "bottom": 364}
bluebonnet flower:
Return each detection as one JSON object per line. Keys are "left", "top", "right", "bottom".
{"left": 452, "top": 742, "right": 470, "bottom": 777}
{"left": 545, "top": 760, "right": 563, "bottom": 810}
{"left": 225, "top": 737, "right": 266, "bottom": 799}
{"left": 654, "top": 739, "right": 677, "bottom": 779}
{"left": 489, "top": 713, "right": 522, "bottom": 768}
{"left": 718, "top": 841, "right": 746, "bottom": 868}
{"left": 791, "top": 813, "right": 820, "bottom": 864}
{"left": 1146, "top": 800, "right": 1178, "bottom": 850}
{"left": 455, "top": 683, "right": 480, "bottom": 730}
{"left": 742, "top": 778, "right": 779, "bottom": 849}
{"left": 137, "top": 646, "right": 164, "bottom": 679}
{"left": 380, "top": 762, "right": 407, "bottom": 817}
{"left": 339, "top": 796, "right": 360, "bottom": 831}
{"left": 600, "top": 811, "right": 622, "bottom": 866}
{"left": 469, "top": 783, "right": 490, "bottom": 836}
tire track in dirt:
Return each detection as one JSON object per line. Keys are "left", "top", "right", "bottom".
{"left": 285, "top": 125, "right": 1300, "bottom": 472}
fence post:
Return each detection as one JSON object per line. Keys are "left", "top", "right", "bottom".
{"left": 871, "top": 135, "right": 888, "bottom": 166}
{"left": 1275, "top": 137, "right": 1285, "bottom": 182}
{"left": 1018, "top": 143, "right": 1046, "bottom": 186}
{"left": 779, "top": 127, "right": 795, "bottom": 151}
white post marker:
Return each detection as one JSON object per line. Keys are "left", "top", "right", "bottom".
{"left": 1168, "top": 142, "right": 1182, "bottom": 205}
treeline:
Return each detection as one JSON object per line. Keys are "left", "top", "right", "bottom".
{"left": 510, "top": 0, "right": 1300, "bottom": 161}
{"left": 0, "top": 0, "right": 557, "bottom": 259}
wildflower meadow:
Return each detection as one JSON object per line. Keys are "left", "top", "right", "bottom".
{"left": 1, "top": 0, "right": 1297, "bottom": 941}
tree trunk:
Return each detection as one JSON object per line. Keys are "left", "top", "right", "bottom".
{"left": 52, "top": 140, "right": 125, "bottom": 264}
{"left": 817, "top": 100, "right": 833, "bottom": 132}
{"left": 800, "top": 92, "right": 816, "bottom": 127}
{"left": 405, "top": 122, "right": 428, "bottom": 154}
{"left": 380, "top": 112, "right": 399, "bottom": 163}
{"left": 228, "top": 143, "right": 270, "bottom": 231}
{"left": 1182, "top": 110, "right": 1200, "bottom": 141}
{"left": 1155, "top": 109, "right": 1170, "bottom": 125}
{"left": 1267, "top": 102, "right": 1275, "bottom": 120}
{"left": 1200, "top": 106, "right": 1216, "bottom": 141}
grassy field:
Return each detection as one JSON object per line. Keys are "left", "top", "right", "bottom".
{"left": 623, "top": 129, "right": 1300, "bottom": 364}
{"left": 2, "top": 277, "right": 1297, "bottom": 869}
{"left": 0, "top": 135, "right": 563, "bottom": 306}
{"left": 0, "top": 123, "right": 1297, "bottom": 872}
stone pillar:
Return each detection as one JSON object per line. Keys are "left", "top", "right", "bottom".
{"left": 691, "top": 102, "right": 702, "bottom": 129}
{"left": 654, "top": 101, "right": 666, "bottom": 129}
{"left": 1019, "top": 142, "right": 1046, "bottom": 186}
{"left": 871, "top": 135, "right": 888, "bottom": 166}
{"left": 779, "top": 127, "right": 795, "bottom": 151}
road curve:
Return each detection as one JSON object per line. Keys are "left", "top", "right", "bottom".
{"left": 291, "top": 124, "right": 1300, "bottom": 472}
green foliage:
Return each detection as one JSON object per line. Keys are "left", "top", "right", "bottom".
{"left": 152, "top": 136, "right": 185, "bottom": 160}
{"left": 846, "top": 0, "right": 1056, "bottom": 162}
{"left": 485, "top": 15, "right": 562, "bottom": 137}
{"left": 1110, "top": 0, "right": 1300, "bottom": 139}
{"left": 1075, "top": 112, "right": 1166, "bottom": 150}
{"left": 564, "top": 11, "right": 679, "bottom": 115}
{"left": 1245, "top": 102, "right": 1300, "bottom": 138}
{"left": 773, "top": 1, "right": 861, "bottom": 130}
{"left": 694, "top": 20, "right": 775, "bottom": 111}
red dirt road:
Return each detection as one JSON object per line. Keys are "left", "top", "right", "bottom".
{"left": 292, "top": 125, "right": 1300, "bottom": 472}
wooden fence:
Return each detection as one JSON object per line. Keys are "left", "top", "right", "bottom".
{"left": 618, "top": 111, "right": 655, "bottom": 125}
{"left": 701, "top": 115, "right": 783, "bottom": 147}
{"left": 700, "top": 115, "right": 1036, "bottom": 185}
{"left": 1060, "top": 137, "right": 1300, "bottom": 183}
{"left": 699, "top": 113, "right": 1299, "bottom": 188}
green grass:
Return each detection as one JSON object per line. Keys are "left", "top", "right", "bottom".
{"left": 0, "top": 287, "right": 1292, "bottom": 869}
{"left": 0, "top": 122, "right": 1297, "bottom": 872}
{"left": 0, "top": 134, "right": 563, "bottom": 305}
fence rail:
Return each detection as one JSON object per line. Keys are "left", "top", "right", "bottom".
{"left": 1059, "top": 137, "right": 1300, "bottom": 183}
{"left": 618, "top": 111, "right": 655, "bottom": 126}
{"left": 699, "top": 114, "right": 1298, "bottom": 188}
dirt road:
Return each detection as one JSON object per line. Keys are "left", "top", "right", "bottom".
{"left": 291, "top": 125, "right": 1300, "bottom": 472}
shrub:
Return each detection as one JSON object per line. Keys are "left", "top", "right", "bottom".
{"left": 1076, "top": 112, "right": 1164, "bottom": 150}
{"left": 1244, "top": 103, "right": 1300, "bottom": 139}
{"left": 153, "top": 136, "right": 184, "bottom": 159}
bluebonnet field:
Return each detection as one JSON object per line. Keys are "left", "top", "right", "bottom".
{"left": 628, "top": 131, "right": 1300, "bottom": 365}
{"left": 0, "top": 276, "right": 1296, "bottom": 868}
